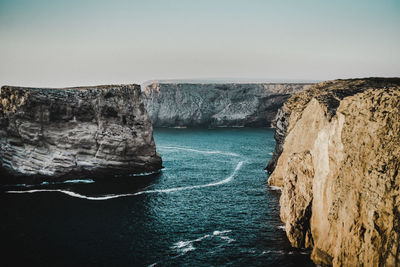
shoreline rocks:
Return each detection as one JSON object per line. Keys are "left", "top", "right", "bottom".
{"left": 0, "top": 84, "right": 162, "bottom": 182}
{"left": 142, "top": 83, "right": 313, "bottom": 127}
{"left": 267, "top": 78, "right": 400, "bottom": 266}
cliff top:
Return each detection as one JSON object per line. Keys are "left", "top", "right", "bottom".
{"left": 0, "top": 84, "right": 142, "bottom": 115}
{"left": 284, "top": 77, "right": 400, "bottom": 120}
{"left": 143, "top": 82, "right": 315, "bottom": 97}
{"left": 146, "top": 82, "right": 315, "bottom": 87}
{"left": 1, "top": 84, "right": 140, "bottom": 92}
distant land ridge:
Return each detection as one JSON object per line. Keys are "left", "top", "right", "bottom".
{"left": 142, "top": 82, "right": 314, "bottom": 127}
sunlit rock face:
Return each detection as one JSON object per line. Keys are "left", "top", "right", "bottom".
{"left": 267, "top": 78, "right": 400, "bottom": 266}
{"left": 0, "top": 84, "right": 162, "bottom": 181}
{"left": 142, "top": 83, "right": 313, "bottom": 127}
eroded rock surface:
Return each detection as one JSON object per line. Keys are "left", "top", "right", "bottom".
{"left": 0, "top": 84, "right": 162, "bottom": 181}
{"left": 142, "top": 83, "right": 313, "bottom": 127}
{"left": 267, "top": 78, "right": 400, "bottom": 266}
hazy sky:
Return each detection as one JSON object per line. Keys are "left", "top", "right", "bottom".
{"left": 1, "top": 0, "right": 399, "bottom": 87}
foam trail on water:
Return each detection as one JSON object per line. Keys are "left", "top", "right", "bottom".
{"left": 213, "top": 230, "right": 232, "bottom": 235}
{"left": 134, "top": 161, "right": 243, "bottom": 195}
{"left": 158, "top": 146, "right": 240, "bottom": 157}
{"left": 3, "top": 179, "right": 95, "bottom": 188}
{"left": 6, "top": 189, "right": 132, "bottom": 200}
{"left": 6, "top": 161, "right": 244, "bottom": 201}
{"left": 42, "top": 179, "right": 95, "bottom": 185}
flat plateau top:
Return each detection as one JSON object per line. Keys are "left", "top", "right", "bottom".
{"left": 1, "top": 84, "right": 140, "bottom": 91}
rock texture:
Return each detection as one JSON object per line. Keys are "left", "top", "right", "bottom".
{"left": 267, "top": 78, "right": 400, "bottom": 266}
{"left": 142, "top": 83, "right": 313, "bottom": 127}
{"left": 0, "top": 84, "right": 162, "bottom": 181}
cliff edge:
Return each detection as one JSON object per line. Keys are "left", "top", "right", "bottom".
{"left": 142, "top": 83, "right": 313, "bottom": 127}
{"left": 0, "top": 84, "right": 162, "bottom": 181}
{"left": 267, "top": 78, "right": 400, "bottom": 266}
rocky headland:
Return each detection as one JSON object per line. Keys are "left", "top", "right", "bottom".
{"left": 142, "top": 82, "right": 313, "bottom": 127}
{"left": 0, "top": 84, "right": 162, "bottom": 182}
{"left": 267, "top": 78, "right": 400, "bottom": 266}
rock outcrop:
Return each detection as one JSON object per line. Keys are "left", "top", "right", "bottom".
{"left": 142, "top": 83, "right": 313, "bottom": 127}
{"left": 267, "top": 78, "right": 400, "bottom": 266}
{"left": 0, "top": 84, "right": 162, "bottom": 181}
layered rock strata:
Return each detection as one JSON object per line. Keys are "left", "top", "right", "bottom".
{"left": 142, "top": 83, "right": 313, "bottom": 127}
{"left": 267, "top": 78, "right": 400, "bottom": 266}
{"left": 0, "top": 84, "right": 162, "bottom": 181}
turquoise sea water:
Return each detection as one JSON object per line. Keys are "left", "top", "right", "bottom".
{"left": 1, "top": 128, "right": 314, "bottom": 266}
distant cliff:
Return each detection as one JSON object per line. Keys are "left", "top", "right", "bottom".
{"left": 0, "top": 84, "right": 162, "bottom": 181}
{"left": 142, "top": 83, "right": 313, "bottom": 127}
{"left": 267, "top": 78, "right": 400, "bottom": 266}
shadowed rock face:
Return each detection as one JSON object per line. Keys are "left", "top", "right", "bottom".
{"left": 142, "top": 83, "right": 313, "bottom": 127}
{"left": 267, "top": 78, "right": 400, "bottom": 266}
{"left": 0, "top": 84, "right": 162, "bottom": 181}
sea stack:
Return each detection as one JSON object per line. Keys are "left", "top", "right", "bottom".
{"left": 267, "top": 78, "right": 400, "bottom": 266}
{"left": 142, "top": 83, "right": 313, "bottom": 127}
{"left": 0, "top": 84, "right": 162, "bottom": 181}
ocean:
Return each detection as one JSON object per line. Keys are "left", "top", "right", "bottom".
{"left": 1, "top": 128, "right": 314, "bottom": 266}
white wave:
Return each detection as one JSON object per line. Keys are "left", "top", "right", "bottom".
{"left": 170, "top": 233, "right": 213, "bottom": 255}
{"left": 180, "top": 243, "right": 195, "bottom": 253}
{"left": 173, "top": 234, "right": 211, "bottom": 249}
{"left": 213, "top": 230, "right": 232, "bottom": 236}
{"left": 171, "top": 240, "right": 197, "bottom": 255}
{"left": 262, "top": 250, "right": 285, "bottom": 255}
{"left": 268, "top": 152, "right": 273, "bottom": 156}
{"left": 6, "top": 161, "right": 244, "bottom": 201}
{"left": 171, "top": 230, "right": 234, "bottom": 256}
{"left": 269, "top": 185, "right": 281, "bottom": 191}
{"left": 42, "top": 179, "right": 95, "bottom": 185}
{"left": 173, "top": 240, "right": 193, "bottom": 249}
{"left": 129, "top": 161, "right": 243, "bottom": 195}
{"left": 194, "top": 234, "right": 211, "bottom": 242}
{"left": 6, "top": 189, "right": 131, "bottom": 200}
{"left": 219, "top": 235, "right": 235, "bottom": 243}
{"left": 278, "top": 225, "right": 286, "bottom": 231}
{"left": 3, "top": 179, "right": 95, "bottom": 188}
{"left": 128, "top": 170, "right": 161, "bottom": 177}
{"left": 64, "top": 179, "right": 95, "bottom": 184}
{"left": 158, "top": 145, "right": 240, "bottom": 157}
{"left": 213, "top": 230, "right": 234, "bottom": 243}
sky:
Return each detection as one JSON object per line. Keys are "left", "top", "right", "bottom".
{"left": 0, "top": 0, "right": 399, "bottom": 87}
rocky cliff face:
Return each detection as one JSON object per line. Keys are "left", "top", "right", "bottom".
{"left": 0, "top": 84, "right": 162, "bottom": 181}
{"left": 267, "top": 78, "right": 400, "bottom": 266}
{"left": 142, "top": 83, "right": 313, "bottom": 127}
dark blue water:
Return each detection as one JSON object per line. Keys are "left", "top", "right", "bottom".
{"left": 1, "top": 128, "right": 314, "bottom": 266}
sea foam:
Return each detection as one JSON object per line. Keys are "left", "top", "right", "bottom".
{"left": 6, "top": 161, "right": 244, "bottom": 201}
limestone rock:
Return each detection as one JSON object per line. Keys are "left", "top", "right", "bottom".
{"left": 267, "top": 78, "right": 400, "bottom": 266}
{"left": 142, "top": 83, "right": 313, "bottom": 127}
{"left": 0, "top": 84, "right": 162, "bottom": 181}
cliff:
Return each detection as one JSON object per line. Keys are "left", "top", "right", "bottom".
{"left": 267, "top": 78, "right": 400, "bottom": 266}
{"left": 0, "top": 84, "right": 162, "bottom": 181}
{"left": 142, "top": 83, "right": 313, "bottom": 127}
